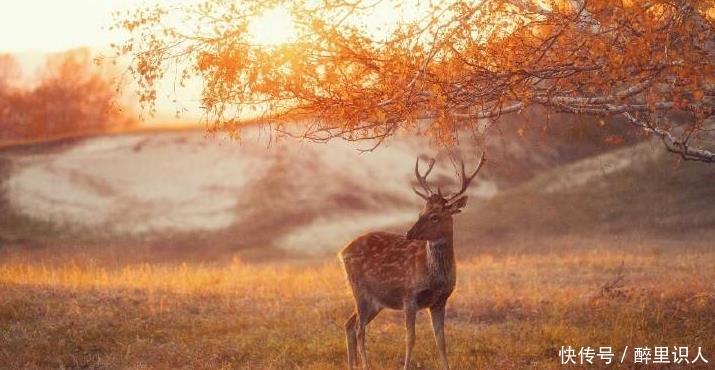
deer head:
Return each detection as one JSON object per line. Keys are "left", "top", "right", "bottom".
{"left": 406, "top": 152, "right": 486, "bottom": 241}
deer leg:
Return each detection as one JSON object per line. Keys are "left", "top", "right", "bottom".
{"left": 403, "top": 304, "right": 417, "bottom": 370}
{"left": 430, "top": 303, "right": 449, "bottom": 370}
{"left": 356, "top": 299, "right": 381, "bottom": 370}
{"left": 345, "top": 312, "right": 358, "bottom": 369}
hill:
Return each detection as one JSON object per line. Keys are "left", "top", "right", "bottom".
{"left": 453, "top": 139, "right": 715, "bottom": 257}
{"left": 0, "top": 125, "right": 711, "bottom": 262}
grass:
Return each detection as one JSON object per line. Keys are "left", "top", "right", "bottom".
{"left": 1, "top": 238, "right": 713, "bottom": 369}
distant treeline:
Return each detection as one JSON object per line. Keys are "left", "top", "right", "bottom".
{"left": 0, "top": 49, "right": 136, "bottom": 141}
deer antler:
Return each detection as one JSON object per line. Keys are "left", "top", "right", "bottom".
{"left": 447, "top": 152, "right": 486, "bottom": 201}
{"left": 413, "top": 157, "right": 436, "bottom": 199}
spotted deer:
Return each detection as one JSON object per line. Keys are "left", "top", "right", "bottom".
{"left": 339, "top": 152, "right": 486, "bottom": 370}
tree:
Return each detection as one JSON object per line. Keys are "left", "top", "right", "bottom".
{"left": 114, "top": 0, "right": 715, "bottom": 161}
{"left": 0, "top": 49, "right": 137, "bottom": 141}
{"left": 31, "top": 49, "right": 136, "bottom": 137}
{"left": 0, "top": 54, "right": 28, "bottom": 140}
{"left": 0, "top": 54, "right": 21, "bottom": 88}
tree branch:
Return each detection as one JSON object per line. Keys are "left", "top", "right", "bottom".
{"left": 622, "top": 112, "right": 715, "bottom": 163}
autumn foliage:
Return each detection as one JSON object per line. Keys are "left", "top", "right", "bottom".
{"left": 0, "top": 49, "right": 136, "bottom": 142}
{"left": 115, "top": 0, "right": 715, "bottom": 161}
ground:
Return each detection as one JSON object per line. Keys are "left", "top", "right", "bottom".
{"left": 1, "top": 236, "right": 713, "bottom": 369}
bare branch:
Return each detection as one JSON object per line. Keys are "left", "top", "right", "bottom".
{"left": 622, "top": 112, "right": 715, "bottom": 163}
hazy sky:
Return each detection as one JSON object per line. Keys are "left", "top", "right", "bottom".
{"left": 0, "top": 0, "right": 430, "bottom": 52}
{"left": 0, "top": 1, "right": 140, "bottom": 53}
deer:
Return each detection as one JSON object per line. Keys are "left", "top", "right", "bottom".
{"left": 339, "top": 152, "right": 486, "bottom": 370}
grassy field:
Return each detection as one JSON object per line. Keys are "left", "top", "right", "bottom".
{"left": 1, "top": 236, "right": 713, "bottom": 369}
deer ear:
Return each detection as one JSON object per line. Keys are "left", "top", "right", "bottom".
{"left": 448, "top": 196, "right": 468, "bottom": 213}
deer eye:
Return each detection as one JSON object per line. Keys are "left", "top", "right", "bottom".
{"left": 428, "top": 214, "right": 440, "bottom": 223}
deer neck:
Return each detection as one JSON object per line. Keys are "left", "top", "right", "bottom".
{"left": 425, "top": 222, "right": 456, "bottom": 284}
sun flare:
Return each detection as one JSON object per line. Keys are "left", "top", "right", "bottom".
{"left": 248, "top": 7, "right": 297, "bottom": 46}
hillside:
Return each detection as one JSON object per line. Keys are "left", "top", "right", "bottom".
{"left": 455, "top": 139, "right": 715, "bottom": 255}
{"left": 1, "top": 126, "right": 711, "bottom": 262}
{"left": 0, "top": 129, "right": 491, "bottom": 261}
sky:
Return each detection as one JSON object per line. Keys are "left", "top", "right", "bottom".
{"left": 0, "top": 0, "right": 145, "bottom": 53}
{"left": 0, "top": 0, "right": 430, "bottom": 53}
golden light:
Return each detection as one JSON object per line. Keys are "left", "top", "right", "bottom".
{"left": 247, "top": 7, "right": 297, "bottom": 46}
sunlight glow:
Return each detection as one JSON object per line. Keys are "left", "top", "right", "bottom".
{"left": 247, "top": 7, "right": 297, "bottom": 46}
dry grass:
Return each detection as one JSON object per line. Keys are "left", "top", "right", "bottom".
{"left": 1, "top": 239, "right": 713, "bottom": 369}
